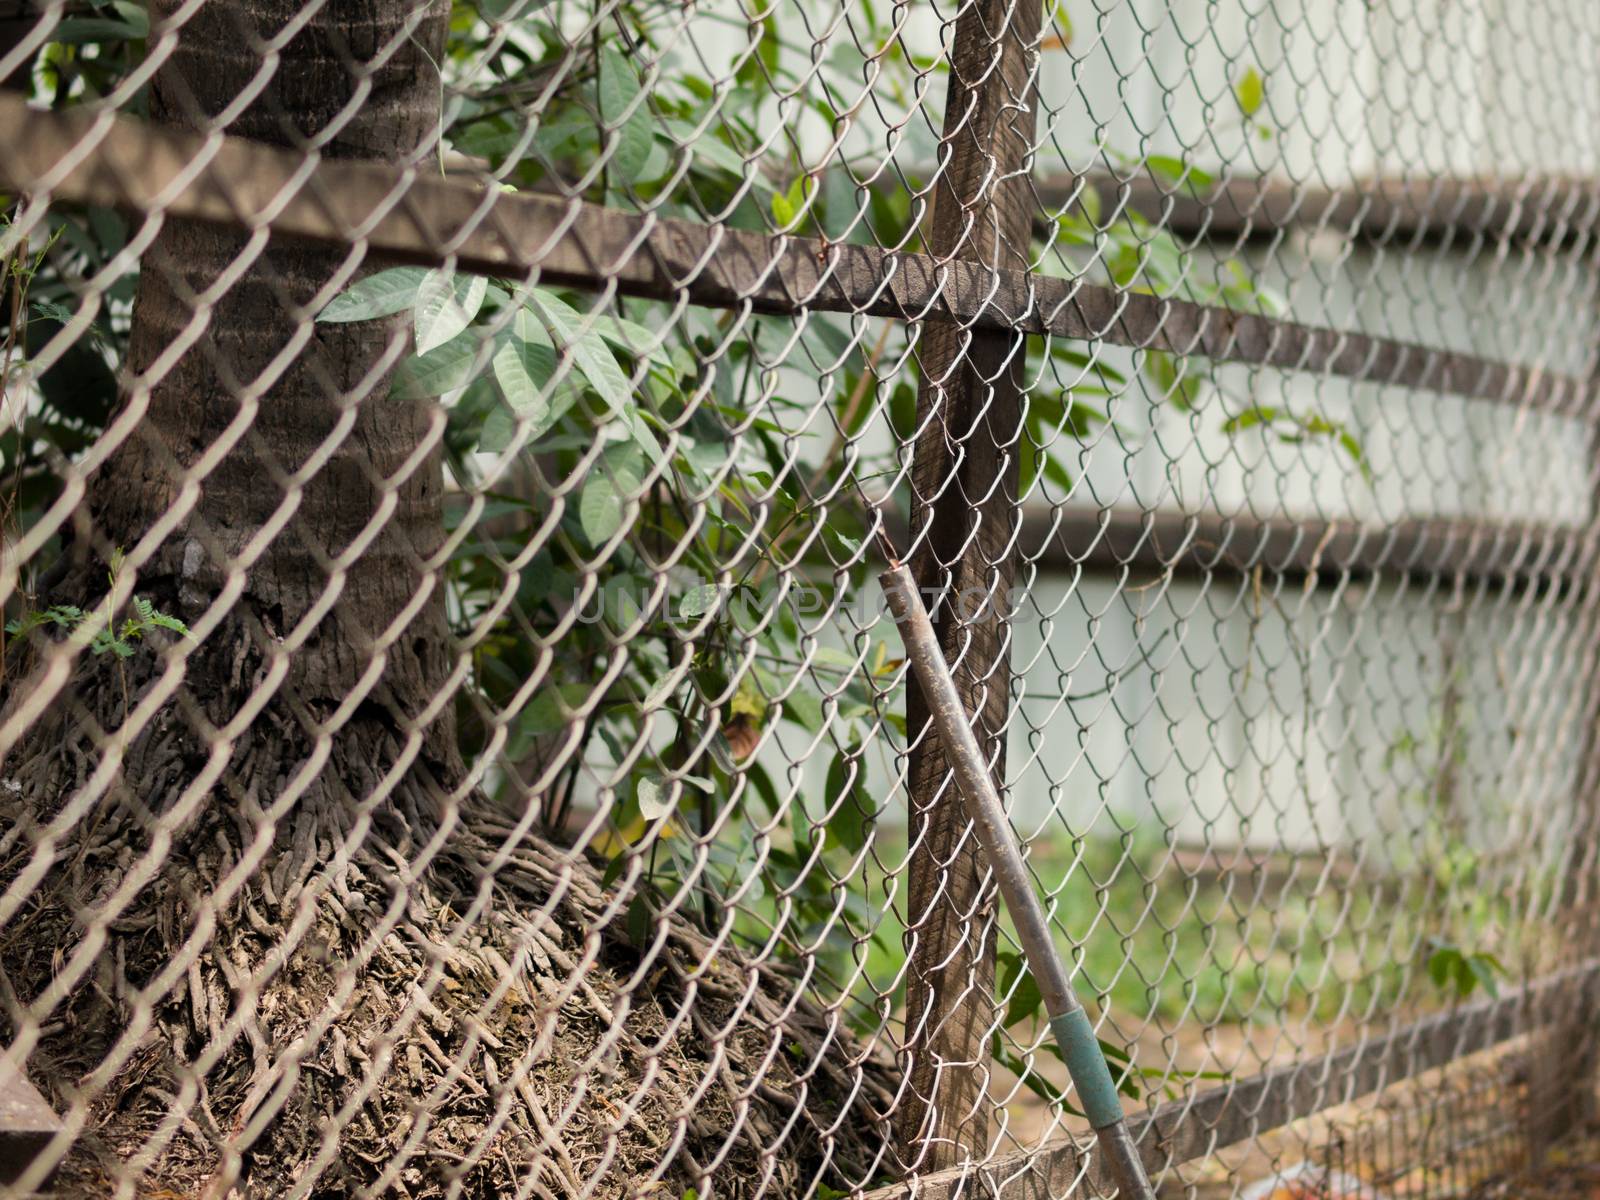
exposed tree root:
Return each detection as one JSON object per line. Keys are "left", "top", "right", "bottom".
{"left": 0, "top": 642, "right": 896, "bottom": 1198}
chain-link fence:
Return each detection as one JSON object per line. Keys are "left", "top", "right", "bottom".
{"left": 0, "top": 0, "right": 1596, "bottom": 1195}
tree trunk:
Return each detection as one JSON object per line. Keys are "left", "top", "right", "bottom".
{"left": 107, "top": 0, "right": 456, "bottom": 765}
{"left": 0, "top": 0, "right": 470, "bottom": 1190}
{"left": 7, "top": 0, "right": 457, "bottom": 783}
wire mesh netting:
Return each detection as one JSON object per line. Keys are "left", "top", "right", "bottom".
{"left": 0, "top": 0, "right": 1596, "bottom": 1196}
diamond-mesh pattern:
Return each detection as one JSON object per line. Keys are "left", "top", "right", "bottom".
{"left": 0, "top": 0, "right": 1594, "bottom": 1196}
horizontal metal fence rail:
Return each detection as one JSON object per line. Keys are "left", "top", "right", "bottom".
{"left": 865, "top": 961, "right": 1600, "bottom": 1200}
{"left": 1034, "top": 172, "right": 1600, "bottom": 247}
{"left": 3, "top": 96, "right": 1591, "bottom": 417}
{"left": 1020, "top": 508, "right": 1593, "bottom": 590}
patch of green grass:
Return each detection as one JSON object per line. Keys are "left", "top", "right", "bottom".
{"left": 1019, "top": 832, "right": 1494, "bottom": 1028}
{"left": 718, "top": 815, "right": 1527, "bottom": 1043}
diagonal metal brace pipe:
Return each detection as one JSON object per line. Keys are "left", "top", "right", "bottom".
{"left": 879, "top": 562, "right": 1157, "bottom": 1200}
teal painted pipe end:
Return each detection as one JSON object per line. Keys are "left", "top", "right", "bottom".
{"left": 1048, "top": 1009, "right": 1126, "bottom": 1129}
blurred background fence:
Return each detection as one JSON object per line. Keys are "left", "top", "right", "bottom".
{"left": 0, "top": 0, "right": 1595, "bottom": 1196}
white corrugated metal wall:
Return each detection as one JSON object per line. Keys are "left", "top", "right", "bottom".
{"left": 660, "top": 0, "right": 1600, "bottom": 861}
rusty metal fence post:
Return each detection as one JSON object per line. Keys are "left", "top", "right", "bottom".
{"left": 897, "top": 0, "right": 1042, "bottom": 1173}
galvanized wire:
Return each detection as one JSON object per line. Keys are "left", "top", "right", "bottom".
{"left": 0, "top": 0, "right": 1594, "bottom": 1197}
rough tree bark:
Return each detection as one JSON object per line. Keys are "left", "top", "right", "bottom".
{"left": 106, "top": 0, "right": 459, "bottom": 774}
{"left": 0, "top": 3, "right": 894, "bottom": 1195}
{"left": 0, "top": 0, "right": 467, "bottom": 1190}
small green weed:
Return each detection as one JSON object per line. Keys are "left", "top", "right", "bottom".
{"left": 5, "top": 551, "right": 190, "bottom": 658}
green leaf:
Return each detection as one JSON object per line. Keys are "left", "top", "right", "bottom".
{"left": 821, "top": 522, "right": 863, "bottom": 561}
{"left": 415, "top": 270, "right": 488, "bottom": 355}
{"left": 1097, "top": 1038, "right": 1134, "bottom": 1066}
{"left": 1048, "top": 343, "right": 1127, "bottom": 384}
{"left": 477, "top": 0, "right": 531, "bottom": 22}
{"left": 590, "top": 315, "right": 673, "bottom": 366}
{"left": 1107, "top": 242, "right": 1143, "bottom": 288}
{"left": 1427, "top": 943, "right": 1461, "bottom": 990}
{"left": 514, "top": 683, "right": 593, "bottom": 742}
{"left": 1143, "top": 350, "right": 1204, "bottom": 410}
{"left": 824, "top": 743, "right": 868, "bottom": 853}
{"left": 601, "top": 850, "right": 630, "bottom": 889}
{"left": 679, "top": 582, "right": 724, "bottom": 620}
{"left": 1003, "top": 963, "right": 1045, "bottom": 1029}
{"left": 626, "top": 410, "right": 665, "bottom": 468}
{"left": 31, "top": 298, "right": 76, "bottom": 326}
{"left": 110, "top": 1, "right": 148, "bottom": 33}
{"left": 991, "top": 1033, "right": 1080, "bottom": 1115}
{"left": 772, "top": 176, "right": 808, "bottom": 228}
{"left": 527, "top": 291, "right": 634, "bottom": 417}
{"left": 819, "top": 165, "right": 859, "bottom": 240}
{"left": 640, "top": 671, "right": 683, "bottom": 713}
{"left": 50, "top": 16, "right": 144, "bottom": 42}
{"left": 663, "top": 121, "right": 758, "bottom": 183}
{"left": 1055, "top": 210, "right": 1097, "bottom": 247}
{"left": 744, "top": 761, "right": 783, "bottom": 816}
{"left": 783, "top": 688, "right": 824, "bottom": 733}
{"left": 598, "top": 43, "right": 654, "bottom": 182}
{"left": 1338, "top": 430, "right": 1371, "bottom": 479}
{"left": 139, "top": 603, "right": 191, "bottom": 638}
{"left": 707, "top": 730, "right": 738, "bottom": 773}
{"left": 451, "top": 115, "right": 524, "bottom": 162}
{"left": 1221, "top": 405, "right": 1276, "bottom": 435}
{"left": 578, "top": 444, "right": 646, "bottom": 544}
{"left": 625, "top": 893, "right": 653, "bottom": 948}
{"left": 391, "top": 333, "right": 489, "bottom": 399}
{"left": 318, "top": 268, "right": 428, "bottom": 323}
{"left": 1146, "top": 155, "right": 1214, "bottom": 191}
{"left": 1467, "top": 954, "right": 1502, "bottom": 998}
{"left": 6, "top": 605, "right": 82, "bottom": 637}
{"left": 889, "top": 381, "right": 918, "bottom": 439}
{"left": 477, "top": 406, "right": 518, "bottom": 454}
{"left": 1035, "top": 1036, "right": 1143, "bottom": 1099}
{"left": 579, "top": 475, "right": 626, "bottom": 544}
{"left": 810, "top": 647, "right": 860, "bottom": 674}
{"left": 997, "top": 948, "right": 1024, "bottom": 993}
{"left": 1063, "top": 399, "right": 1109, "bottom": 439}
{"left": 637, "top": 775, "right": 675, "bottom": 821}
{"left": 1235, "top": 67, "right": 1265, "bottom": 117}
{"left": 492, "top": 313, "right": 560, "bottom": 427}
